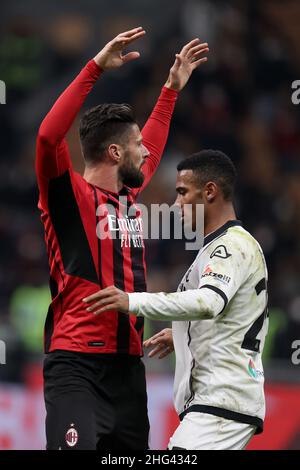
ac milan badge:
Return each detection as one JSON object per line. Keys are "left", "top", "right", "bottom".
{"left": 65, "top": 424, "right": 78, "bottom": 447}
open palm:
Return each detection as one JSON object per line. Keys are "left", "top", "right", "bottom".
{"left": 94, "top": 27, "right": 146, "bottom": 70}
{"left": 166, "top": 39, "right": 209, "bottom": 92}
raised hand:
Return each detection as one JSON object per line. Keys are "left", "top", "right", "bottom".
{"left": 165, "top": 38, "right": 209, "bottom": 92}
{"left": 143, "top": 328, "right": 174, "bottom": 359}
{"left": 93, "top": 27, "right": 146, "bottom": 71}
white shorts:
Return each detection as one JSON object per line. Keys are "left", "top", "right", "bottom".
{"left": 168, "top": 412, "right": 256, "bottom": 450}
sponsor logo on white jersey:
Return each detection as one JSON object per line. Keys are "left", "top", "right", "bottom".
{"left": 201, "top": 265, "right": 231, "bottom": 284}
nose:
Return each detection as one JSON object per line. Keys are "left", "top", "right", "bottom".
{"left": 174, "top": 195, "right": 182, "bottom": 209}
{"left": 142, "top": 144, "right": 150, "bottom": 158}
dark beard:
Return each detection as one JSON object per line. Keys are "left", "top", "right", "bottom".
{"left": 119, "top": 164, "right": 145, "bottom": 188}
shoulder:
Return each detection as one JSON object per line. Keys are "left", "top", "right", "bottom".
{"left": 204, "top": 225, "right": 264, "bottom": 264}
{"left": 227, "top": 226, "right": 264, "bottom": 257}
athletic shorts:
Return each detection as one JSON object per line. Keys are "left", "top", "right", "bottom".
{"left": 168, "top": 412, "right": 256, "bottom": 450}
{"left": 43, "top": 350, "right": 149, "bottom": 450}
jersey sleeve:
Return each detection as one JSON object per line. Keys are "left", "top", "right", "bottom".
{"left": 35, "top": 59, "right": 102, "bottom": 209}
{"left": 132, "top": 86, "right": 178, "bottom": 197}
{"left": 127, "top": 230, "right": 251, "bottom": 321}
{"left": 128, "top": 288, "right": 225, "bottom": 321}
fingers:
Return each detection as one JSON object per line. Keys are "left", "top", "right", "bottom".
{"left": 143, "top": 329, "right": 169, "bottom": 347}
{"left": 179, "top": 40, "right": 209, "bottom": 69}
{"left": 117, "top": 27, "right": 146, "bottom": 45}
{"left": 190, "top": 48, "right": 209, "bottom": 64}
{"left": 85, "top": 296, "right": 118, "bottom": 312}
{"left": 144, "top": 338, "right": 161, "bottom": 348}
{"left": 148, "top": 336, "right": 170, "bottom": 346}
{"left": 180, "top": 38, "right": 201, "bottom": 56}
{"left": 187, "top": 43, "right": 209, "bottom": 59}
{"left": 148, "top": 344, "right": 173, "bottom": 359}
{"left": 190, "top": 47, "right": 209, "bottom": 68}
{"left": 82, "top": 290, "right": 102, "bottom": 303}
{"left": 180, "top": 38, "right": 208, "bottom": 56}
{"left": 118, "top": 26, "right": 145, "bottom": 38}
{"left": 158, "top": 347, "right": 173, "bottom": 359}
{"left": 144, "top": 336, "right": 160, "bottom": 348}
{"left": 173, "top": 41, "right": 209, "bottom": 72}
{"left": 82, "top": 286, "right": 116, "bottom": 303}
{"left": 123, "top": 31, "right": 146, "bottom": 45}
{"left": 82, "top": 286, "right": 119, "bottom": 313}
{"left": 93, "top": 303, "right": 118, "bottom": 316}
{"left": 191, "top": 56, "right": 208, "bottom": 70}
{"left": 147, "top": 343, "right": 165, "bottom": 358}
{"left": 122, "top": 51, "right": 141, "bottom": 64}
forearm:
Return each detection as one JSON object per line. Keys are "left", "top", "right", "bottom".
{"left": 142, "top": 86, "right": 177, "bottom": 154}
{"left": 128, "top": 288, "right": 224, "bottom": 321}
{"left": 139, "top": 86, "right": 177, "bottom": 188}
{"left": 38, "top": 60, "right": 102, "bottom": 146}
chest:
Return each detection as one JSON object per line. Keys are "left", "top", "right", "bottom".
{"left": 81, "top": 186, "right": 144, "bottom": 250}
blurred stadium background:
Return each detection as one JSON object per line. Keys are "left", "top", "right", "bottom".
{"left": 0, "top": 0, "right": 300, "bottom": 450}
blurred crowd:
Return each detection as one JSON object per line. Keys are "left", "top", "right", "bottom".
{"left": 1, "top": 0, "right": 300, "bottom": 382}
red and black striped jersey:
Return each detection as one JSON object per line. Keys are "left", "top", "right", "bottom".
{"left": 36, "top": 59, "right": 177, "bottom": 355}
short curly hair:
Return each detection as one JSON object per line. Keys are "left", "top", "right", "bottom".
{"left": 177, "top": 150, "right": 237, "bottom": 200}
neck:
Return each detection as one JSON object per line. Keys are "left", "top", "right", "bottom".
{"left": 83, "top": 163, "right": 122, "bottom": 193}
{"left": 204, "top": 202, "right": 236, "bottom": 237}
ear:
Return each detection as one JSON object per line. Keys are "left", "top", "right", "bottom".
{"left": 107, "top": 143, "right": 122, "bottom": 163}
{"left": 205, "top": 181, "right": 218, "bottom": 203}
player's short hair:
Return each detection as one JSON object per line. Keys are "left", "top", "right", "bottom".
{"left": 177, "top": 149, "right": 237, "bottom": 200}
{"left": 79, "top": 103, "right": 136, "bottom": 164}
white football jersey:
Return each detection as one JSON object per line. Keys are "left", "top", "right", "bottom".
{"left": 173, "top": 220, "right": 268, "bottom": 433}
{"left": 129, "top": 220, "right": 268, "bottom": 433}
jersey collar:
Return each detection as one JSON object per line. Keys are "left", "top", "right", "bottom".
{"left": 90, "top": 184, "right": 131, "bottom": 197}
{"left": 203, "top": 220, "right": 243, "bottom": 247}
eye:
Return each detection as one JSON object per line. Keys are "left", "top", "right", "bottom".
{"left": 177, "top": 189, "right": 186, "bottom": 195}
